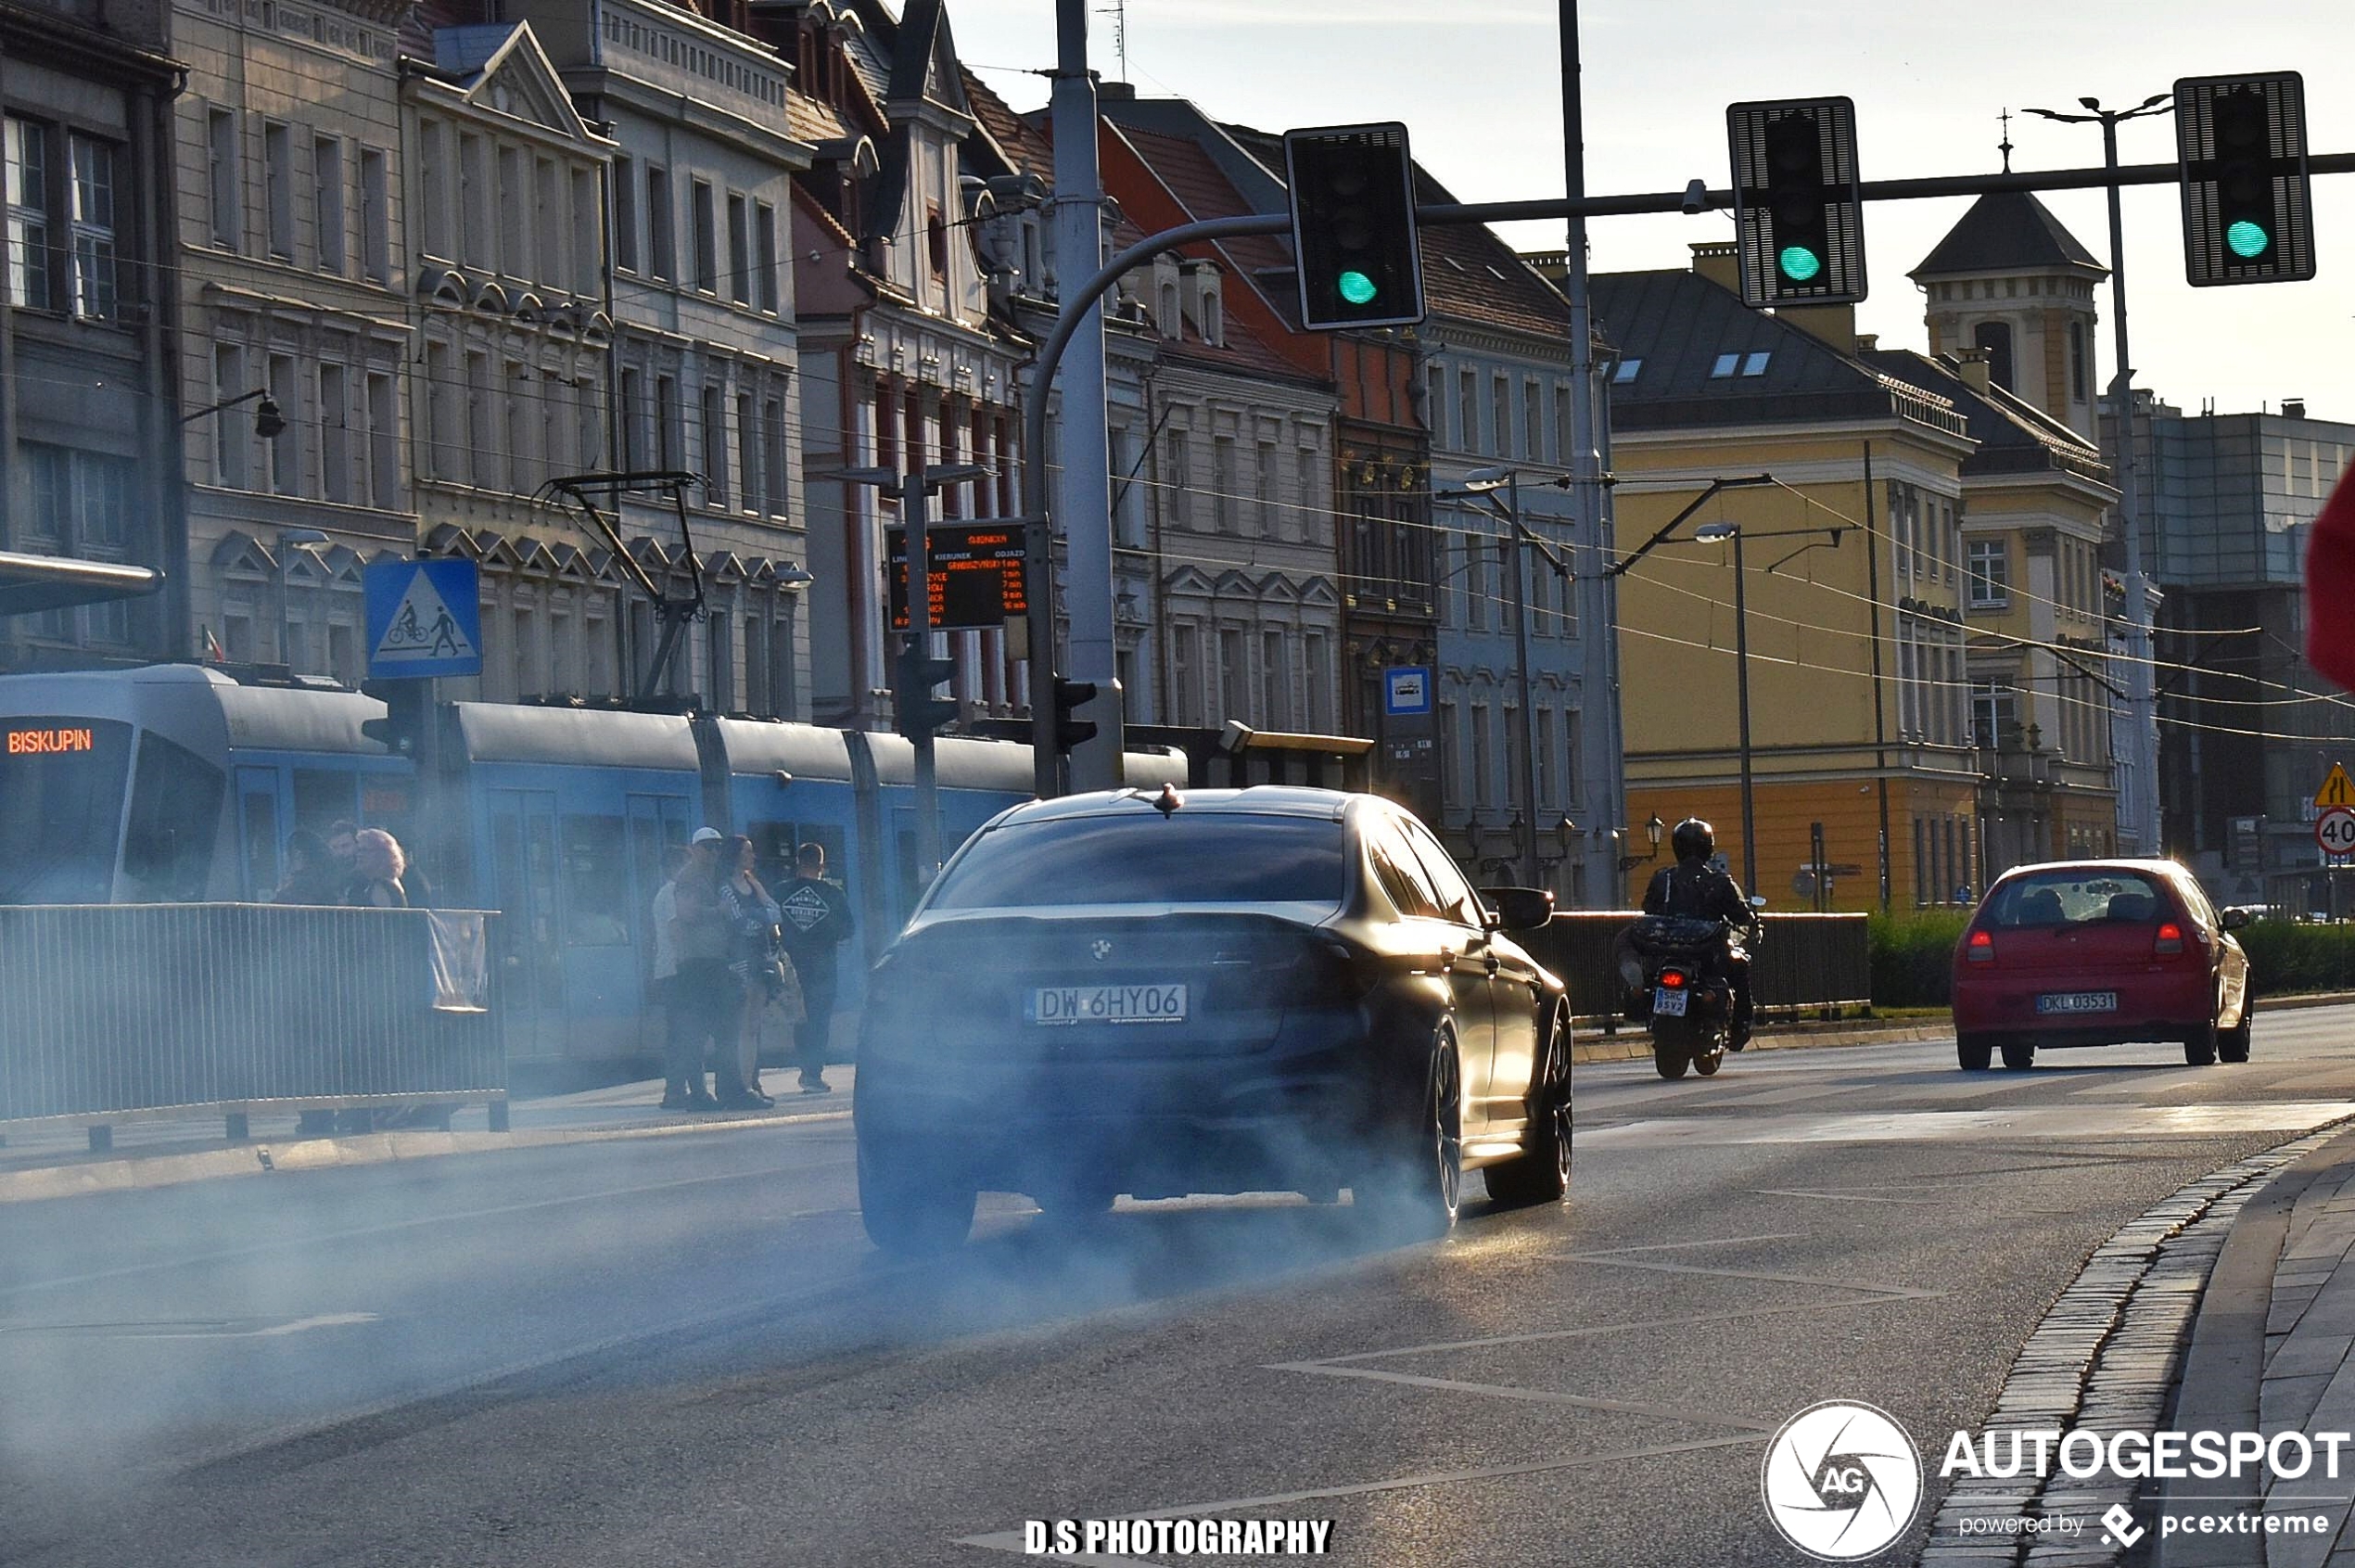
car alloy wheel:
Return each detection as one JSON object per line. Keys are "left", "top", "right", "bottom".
{"left": 1485, "top": 1013, "right": 1572, "bottom": 1206}
{"left": 1429, "top": 1039, "right": 1463, "bottom": 1225}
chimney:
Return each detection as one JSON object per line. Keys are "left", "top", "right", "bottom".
{"left": 2284, "top": 397, "right": 2308, "bottom": 420}
{"left": 1954, "top": 349, "right": 1992, "bottom": 394}
{"left": 1098, "top": 80, "right": 1137, "bottom": 102}
{"left": 1776, "top": 301, "right": 1855, "bottom": 351}
{"left": 1854, "top": 333, "right": 1878, "bottom": 352}
{"left": 1689, "top": 241, "right": 1740, "bottom": 294}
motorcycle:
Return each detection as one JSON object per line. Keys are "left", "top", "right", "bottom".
{"left": 1618, "top": 911, "right": 1761, "bottom": 1080}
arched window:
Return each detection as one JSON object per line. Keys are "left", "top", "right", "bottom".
{"left": 1972, "top": 320, "right": 2014, "bottom": 393}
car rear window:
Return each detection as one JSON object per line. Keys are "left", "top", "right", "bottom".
{"left": 925, "top": 812, "right": 1348, "bottom": 911}
{"left": 1983, "top": 870, "right": 2171, "bottom": 929}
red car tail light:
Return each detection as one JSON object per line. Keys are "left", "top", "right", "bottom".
{"left": 2155, "top": 921, "right": 2185, "bottom": 956}
{"left": 1658, "top": 969, "right": 1687, "bottom": 988}
{"left": 1966, "top": 929, "right": 1995, "bottom": 963}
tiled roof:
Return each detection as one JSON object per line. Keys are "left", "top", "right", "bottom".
{"left": 1911, "top": 192, "right": 2106, "bottom": 279}
{"left": 1590, "top": 268, "right": 1942, "bottom": 432}
{"left": 784, "top": 85, "right": 848, "bottom": 148}
{"left": 960, "top": 68, "right": 1051, "bottom": 175}
{"left": 1862, "top": 348, "right": 2108, "bottom": 480}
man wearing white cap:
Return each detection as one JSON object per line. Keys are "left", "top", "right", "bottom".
{"left": 656, "top": 828, "right": 730, "bottom": 1108}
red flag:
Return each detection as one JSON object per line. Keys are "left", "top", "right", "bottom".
{"left": 202, "top": 625, "right": 227, "bottom": 663}
{"left": 2310, "top": 469, "right": 2355, "bottom": 691}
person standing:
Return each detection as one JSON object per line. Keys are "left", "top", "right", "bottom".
{"left": 716, "top": 835, "right": 783, "bottom": 1109}
{"left": 347, "top": 828, "right": 409, "bottom": 909}
{"left": 668, "top": 828, "right": 734, "bottom": 1109}
{"left": 273, "top": 828, "right": 344, "bottom": 905}
{"left": 650, "top": 836, "right": 714, "bottom": 1109}
{"left": 775, "top": 842, "right": 854, "bottom": 1095}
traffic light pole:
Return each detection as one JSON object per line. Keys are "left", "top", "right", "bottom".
{"left": 1015, "top": 153, "right": 2355, "bottom": 798}
{"left": 899, "top": 468, "right": 943, "bottom": 882}
{"left": 2102, "top": 109, "right": 2164, "bottom": 857}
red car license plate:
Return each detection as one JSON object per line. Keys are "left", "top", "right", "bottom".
{"left": 2036, "top": 991, "right": 2119, "bottom": 1015}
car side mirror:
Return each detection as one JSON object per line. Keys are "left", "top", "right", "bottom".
{"left": 2221, "top": 906, "right": 2252, "bottom": 931}
{"left": 1478, "top": 886, "right": 1555, "bottom": 933}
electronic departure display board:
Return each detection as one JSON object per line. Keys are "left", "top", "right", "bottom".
{"left": 886, "top": 524, "right": 1029, "bottom": 632}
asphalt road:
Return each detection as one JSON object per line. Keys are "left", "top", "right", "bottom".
{"left": 7, "top": 1008, "right": 2355, "bottom": 1568}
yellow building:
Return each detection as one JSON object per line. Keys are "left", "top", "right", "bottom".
{"left": 1592, "top": 246, "right": 1985, "bottom": 911}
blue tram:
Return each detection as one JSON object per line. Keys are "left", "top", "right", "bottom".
{"left": 0, "top": 665, "right": 1185, "bottom": 1067}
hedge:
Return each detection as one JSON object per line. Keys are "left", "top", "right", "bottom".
{"left": 1866, "top": 912, "right": 2355, "bottom": 1009}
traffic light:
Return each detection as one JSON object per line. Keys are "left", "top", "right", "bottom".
{"left": 894, "top": 644, "right": 958, "bottom": 741}
{"left": 2176, "top": 72, "right": 2313, "bottom": 287}
{"left": 360, "top": 680, "right": 427, "bottom": 759}
{"left": 1726, "top": 97, "right": 1865, "bottom": 307}
{"left": 1050, "top": 677, "right": 1097, "bottom": 756}
{"left": 1284, "top": 123, "right": 1425, "bottom": 331}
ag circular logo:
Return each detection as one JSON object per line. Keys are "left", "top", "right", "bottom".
{"left": 1759, "top": 1400, "right": 1923, "bottom": 1561}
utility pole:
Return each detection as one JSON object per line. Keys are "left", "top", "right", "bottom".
{"left": 1557, "top": 0, "right": 1620, "bottom": 907}
{"left": 1505, "top": 471, "right": 1543, "bottom": 887}
{"left": 1050, "top": 0, "right": 1121, "bottom": 791}
{"left": 2026, "top": 94, "right": 2170, "bottom": 855}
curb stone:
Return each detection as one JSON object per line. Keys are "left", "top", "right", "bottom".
{"left": 1919, "top": 1123, "right": 2353, "bottom": 1567}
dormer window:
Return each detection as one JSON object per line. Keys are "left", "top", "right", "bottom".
{"left": 1158, "top": 279, "right": 1179, "bottom": 340}
{"left": 925, "top": 205, "right": 947, "bottom": 277}
{"left": 1201, "top": 290, "right": 1221, "bottom": 347}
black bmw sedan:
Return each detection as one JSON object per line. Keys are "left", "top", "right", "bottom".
{"left": 853, "top": 785, "right": 1572, "bottom": 1253}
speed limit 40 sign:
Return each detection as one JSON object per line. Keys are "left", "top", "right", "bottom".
{"left": 2318, "top": 807, "right": 2355, "bottom": 857}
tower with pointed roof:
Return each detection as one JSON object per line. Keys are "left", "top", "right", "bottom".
{"left": 1910, "top": 192, "right": 2107, "bottom": 442}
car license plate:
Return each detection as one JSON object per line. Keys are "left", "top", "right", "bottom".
{"left": 1028, "top": 984, "right": 1188, "bottom": 1026}
{"left": 2036, "top": 991, "right": 2120, "bottom": 1015}
{"left": 1652, "top": 986, "right": 1688, "bottom": 1017}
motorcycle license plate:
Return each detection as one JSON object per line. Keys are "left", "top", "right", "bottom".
{"left": 1652, "top": 986, "right": 1688, "bottom": 1017}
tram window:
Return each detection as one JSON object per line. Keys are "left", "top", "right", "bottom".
{"left": 746, "top": 820, "right": 798, "bottom": 887}
{"left": 122, "top": 733, "right": 225, "bottom": 901}
{"left": 0, "top": 717, "right": 131, "bottom": 904}
{"left": 560, "top": 813, "right": 630, "bottom": 946}
{"left": 293, "top": 768, "right": 359, "bottom": 835}
{"left": 241, "top": 791, "right": 281, "bottom": 898}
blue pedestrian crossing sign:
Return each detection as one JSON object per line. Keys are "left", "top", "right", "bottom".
{"left": 365, "top": 558, "right": 481, "bottom": 680}
{"left": 1383, "top": 665, "right": 1432, "bottom": 717}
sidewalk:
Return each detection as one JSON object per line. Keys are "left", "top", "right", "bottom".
{"left": 0, "top": 1067, "right": 856, "bottom": 1205}
{"left": 2161, "top": 1124, "right": 2355, "bottom": 1566}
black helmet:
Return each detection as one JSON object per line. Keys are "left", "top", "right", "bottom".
{"left": 1671, "top": 817, "right": 1715, "bottom": 862}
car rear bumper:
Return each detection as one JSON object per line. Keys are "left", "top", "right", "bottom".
{"left": 1953, "top": 967, "right": 2211, "bottom": 1044}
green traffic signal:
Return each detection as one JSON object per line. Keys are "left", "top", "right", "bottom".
{"left": 2226, "top": 219, "right": 2272, "bottom": 259}
{"left": 1777, "top": 246, "right": 1824, "bottom": 283}
{"left": 1337, "top": 270, "right": 1378, "bottom": 306}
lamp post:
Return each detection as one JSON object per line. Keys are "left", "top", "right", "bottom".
{"left": 2024, "top": 93, "right": 2170, "bottom": 856}
{"left": 834, "top": 460, "right": 992, "bottom": 881}
{"left": 1691, "top": 520, "right": 1848, "bottom": 898}
{"left": 181, "top": 387, "right": 286, "bottom": 438}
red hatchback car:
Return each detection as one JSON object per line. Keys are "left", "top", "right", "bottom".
{"left": 1951, "top": 860, "right": 2255, "bottom": 1071}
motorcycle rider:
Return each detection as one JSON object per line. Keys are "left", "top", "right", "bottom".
{"left": 1640, "top": 817, "right": 1761, "bottom": 1050}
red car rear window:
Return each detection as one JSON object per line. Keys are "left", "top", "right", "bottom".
{"left": 1983, "top": 870, "right": 2170, "bottom": 929}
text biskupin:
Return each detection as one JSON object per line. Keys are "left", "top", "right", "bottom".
{"left": 5, "top": 728, "right": 95, "bottom": 756}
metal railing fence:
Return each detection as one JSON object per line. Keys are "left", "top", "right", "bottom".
{"left": 0, "top": 904, "right": 504, "bottom": 1139}
{"left": 1519, "top": 911, "right": 1873, "bottom": 1031}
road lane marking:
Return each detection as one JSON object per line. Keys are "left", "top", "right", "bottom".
{"left": 1263, "top": 1361, "right": 1778, "bottom": 1427}
{"left": 1564, "top": 1230, "right": 1807, "bottom": 1255}
{"left": 0, "top": 1311, "right": 382, "bottom": 1339}
{"left": 1578, "top": 1102, "right": 2355, "bottom": 1146}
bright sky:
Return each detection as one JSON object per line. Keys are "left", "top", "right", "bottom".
{"left": 948, "top": 0, "right": 2355, "bottom": 424}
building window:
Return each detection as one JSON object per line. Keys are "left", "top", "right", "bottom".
{"left": 212, "top": 343, "right": 248, "bottom": 488}
{"left": 1967, "top": 539, "right": 2009, "bottom": 607}
{"left": 1212, "top": 436, "right": 1237, "bottom": 533}
{"left": 419, "top": 121, "right": 452, "bottom": 260}
{"left": 498, "top": 146, "right": 526, "bottom": 275}
{"left": 1165, "top": 429, "right": 1191, "bottom": 527}
{"left": 2069, "top": 320, "right": 2088, "bottom": 403}
{"left": 263, "top": 121, "right": 293, "bottom": 259}
{"left": 691, "top": 179, "right": 718, "bottom": 292}
{"left": 656, "top": 374, "right": 678, "bottom": 469}
{"left": 458, "top": 133, "right": 490, "bottom": 268}
{"left": 318, "top": 362, "right": 350, "bottom": 503}
{"left": 1219, "top": 627, "right": 1247, "bottom": 723}
{"left": 645, "top": 164, "right": 673, "bottom": 281}
{"left": 755, "top": 201, "right": 779, "bottom": 312}
{"left": 1492, "top": 376, "right": 1512, "bottom": 458}
{"left": 925, "top": 204, "right": 948, "bottom": 277}
{"left": 366, "top": 371, "right": 398, "bottom": 510}
{"left": 735, "top": 391, "right": 757, "bottom": 511}
{"left": 1973, "top": 320, "right": 2015, "bottom": 392}
{"left": 726, "top": 192, "right": 749, "bottom": 304}
{"left": 313, "top": 135, "right": 345, "bottom": 274}
{"left": 1525, "top": 381, "right": 1544, "bottom": 462}
{"left": 1457, "top": 370, "right": 1477, "bottom": 451}
{"left": 1741, "top": 351, "right": 1771, "bottom": 376}
{"left": 6, "top": 118, "right": 50, "bottom": 311}
{"left": 763, "top": 398, "right": 787, "bottom": 515}
{"left": 465, "top": 350, "right": 493, "bottom": 488}
{"left": 1261, "top": 631, "right": 1287, "bottom": 728}
{"left": 208, "top": 109, "right": 240, "bottom": 250}
{"left": 360, "top": 148, "right": 388, "bottom": 283}
{"left": 268, "top": 352, "right": 301, "bottom": 494}
{"left": 68, "top": 134, "right": 116, "bottom": 321}
{"left": 1612, "top": 357, "right": 1642, "bottom": 384}
{"left": 534, "top": 157, "right": 560, "bottom": 284}
{"left": 425, "top": 339, "right": 455, "bottom": 480}
{"left": 612, "top": 155, "right": 638, "bottom": 273}
{"left": 1710, "top": 352, "right": 1739, "bottom": 378}
{"left": 700, "top": 382, "right": 726, "bottom": 507}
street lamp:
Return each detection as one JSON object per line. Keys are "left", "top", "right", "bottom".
{"left": 2023, "top": 92, "right": 2170, "bottom": 855}
{"left": 832, "top": 461, "right": 993, "bottom": 881}
{"left": 181, "top": 387, "right": 286, "bottom": 440}
{"left": 1689, "top": 520, "right": 1846, "bottom": 898}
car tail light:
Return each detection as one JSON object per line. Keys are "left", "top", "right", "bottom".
{"left": 1658, "top": 969, "right": 1687, "bottom": 988}
{"left": 2155, "top": 922, "right": 2185, "bottom": 956}
{"left": 1966, "top": 929, "right": 1995, "bottom": 964}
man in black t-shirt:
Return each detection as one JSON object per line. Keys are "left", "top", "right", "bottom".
{"left": 775, "top": 843, "right": 855, "bottom": 1094}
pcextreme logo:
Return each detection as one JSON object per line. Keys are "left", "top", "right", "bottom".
{"left": 1760, "top": 1400, "right": 1925, "bottom": 1561}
